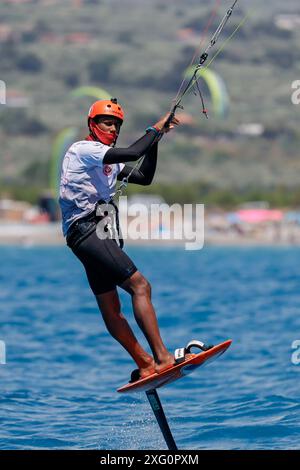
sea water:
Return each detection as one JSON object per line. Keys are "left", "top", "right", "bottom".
{"left": 0, "top": 246, "right": 299, "bottom": 449}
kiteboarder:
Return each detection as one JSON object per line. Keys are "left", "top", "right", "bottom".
{"left": 59, "top": 98, "right": 179, "bottom": 379}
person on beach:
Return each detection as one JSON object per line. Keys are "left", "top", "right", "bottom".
{"left": 59, "top": 98, "right": 180, "bottom": 380}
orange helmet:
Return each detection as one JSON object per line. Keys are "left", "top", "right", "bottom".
{"left": 88, "top": 98, "right": 124, "bottom": 123}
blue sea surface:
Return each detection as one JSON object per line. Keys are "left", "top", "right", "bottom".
{"left": 0, "top": 245, "right": 300, "bottom": 450}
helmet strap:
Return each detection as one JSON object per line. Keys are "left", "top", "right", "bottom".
{"left": 88, "top": 120, "right": 118, "bottom": 146}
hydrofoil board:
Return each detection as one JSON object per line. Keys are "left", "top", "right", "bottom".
{"left": 117, "top": 339, "right": 231, "bottom": 393}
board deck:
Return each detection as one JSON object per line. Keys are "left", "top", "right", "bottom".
{"left": 117, "top": 339, "right": 232, "bottom": 393}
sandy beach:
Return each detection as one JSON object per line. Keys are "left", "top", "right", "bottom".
{"left": 1, "top": 220, "right": 299, "bottom": 247}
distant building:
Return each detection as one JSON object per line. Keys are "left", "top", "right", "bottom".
{"left": 65, "top": 33, "right": 92, "bottom": 44}
{"left": 3, "top": 0, "right": 36, "bottom": 4}
{"left": 40, "top": 33, "right": 64, "bottom": 44}
{"left": 238, "top": 201, "right": 270, "bottom": 210}
{"left": 0, "top": 199, "right": 31, "bottom": 222}
{"left": 6, "top": 89, "right": 30, "bottom": 108}
{"left": 40, "top": 32, "right": 93, "bottom": 44}
{"left": 236, "top": 123, "right": 264, "bottom": 137}
{"left": 274, "top": 14, "right": 300, "bottom": 31}
{"left": 0, "top": 24, "right": 14, "bottom": 42}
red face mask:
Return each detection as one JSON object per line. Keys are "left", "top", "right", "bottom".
{"left": 89, "top": 120, "right": 118, "bottom": 146}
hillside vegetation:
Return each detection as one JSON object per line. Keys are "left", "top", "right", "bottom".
{"left": 0, "top": 0, "right": 300, "bottom": 205}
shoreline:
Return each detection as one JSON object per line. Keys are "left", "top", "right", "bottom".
{"left": 0, "top": 222, "right": 299, "bottom": 247}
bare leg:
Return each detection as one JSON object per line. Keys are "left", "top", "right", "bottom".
{"left": 95, "top": 289, "right": 155, "bottom": 378}
{"left": 121, "top": 271, "right": 174, "bottom": 373}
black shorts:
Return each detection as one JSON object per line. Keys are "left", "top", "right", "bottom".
{"left": 71, "top": 229, "right": 138, "bottom": 295}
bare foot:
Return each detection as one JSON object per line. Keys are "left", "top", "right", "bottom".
{"left": 138, "top": 357, "right": 155, "bottom": 379}
{"left": 155, "top": 353, "right": 196, "bottom": 374}
{"left": 155, "top": 353, "right": 174, "bottom": 374}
